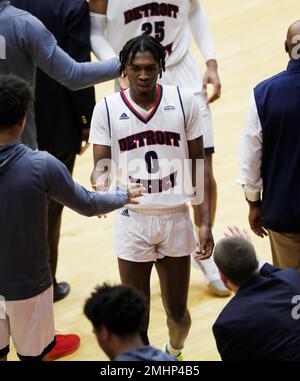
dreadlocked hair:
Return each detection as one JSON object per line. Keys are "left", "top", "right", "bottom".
{"left": 119, "top": 34, "right": 166, "bottom": 78}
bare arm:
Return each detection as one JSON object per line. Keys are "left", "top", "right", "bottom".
{"left": 91, "top": 144, "right": 111, "bottom": 190}
{"left": 189, "top": 0, "right": 221, "bottom": 103}
{"left": 89, "top": 0, "right": 108, "bottom": 13}
{"left": 203, "top": 60, "right": 221, "bottom": 104}
{"left": 188, "top": 136, "right": 214, "bottom": 259}
{"left": 24, "top": 13, "right": 119, "bottom": 90}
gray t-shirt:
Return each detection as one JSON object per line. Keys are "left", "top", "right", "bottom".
{"left": 0, "top": 141, "right": 127, "bottom": 300}
{"left": 0, "top": 2, "right": 120, "bottom": 149}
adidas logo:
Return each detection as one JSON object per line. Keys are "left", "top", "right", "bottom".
{"left": 121, "top": 208, "right": 130, "bottom": 217}
{"left": 119, "top": 112, "right": 130, "bottom": 120}
{"left": 164, "top": 105, "right": 175, "bottom": 111}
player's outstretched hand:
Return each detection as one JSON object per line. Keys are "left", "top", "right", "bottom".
{"left": 126, "top": 182, "right": 145, "bottom": 205}
{"left": 95, "top": 182, "right": 144, "bottom": 218}
{"left": 114, "top": 168, "right": 145, "bottom": 205}
{"left": 224, "top": 225, "right": 253, "bottom": 242}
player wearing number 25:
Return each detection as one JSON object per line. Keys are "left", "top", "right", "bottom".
{"left": 89, "top": 35, "right": 213, "bottom": 358}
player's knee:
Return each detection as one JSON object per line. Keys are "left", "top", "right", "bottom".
{"left": 167, "top": 305, "right": 189, "bottom": 322}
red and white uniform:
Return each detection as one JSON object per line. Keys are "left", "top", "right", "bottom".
{"left": 89, "top": 85, "right": 204, "bottom": 261}
{"left": 90, "top": 0, "right": 216, "bottom": 151}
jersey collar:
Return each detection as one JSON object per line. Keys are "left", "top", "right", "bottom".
{"left": 120, "top": 84, "right": 163, "bottom": 124}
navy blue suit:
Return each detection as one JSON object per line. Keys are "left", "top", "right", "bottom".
{"left": 213, "top": 263, "right": 300, "bottom": 360}
{"left": 11, "top": 0, "right": 96, "bottom": 286}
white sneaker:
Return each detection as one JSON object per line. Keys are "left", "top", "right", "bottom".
{"left": 207, "top": 279, "right": 231, "bottom": 297}
{"left": 191, "top": 255, "right": 231, "bottom": 297}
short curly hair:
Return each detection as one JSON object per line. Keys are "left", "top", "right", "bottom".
{"left": 119, "top": 34, "right": 166, "bottom": 78}
{"left": 0, "top": 75, "right": 33, "bottom": 129}
{"left": 84, "top": 283, "right": 146, "bottom": 337}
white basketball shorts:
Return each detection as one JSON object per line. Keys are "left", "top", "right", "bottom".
{"left": 0, "top": 285, "right": 55, "bottom": 360}
{"left": 114, "top": 204, "right": 196, "bottom": 262}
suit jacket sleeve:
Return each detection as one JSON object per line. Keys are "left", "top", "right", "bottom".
{"left": 259, "top": 262, "right": 281, "bottom": 276}
{"left": 63, "top": 0, "right": 95, "bottom": 132}
{"left": 213, "top": 323, "right": 249, "bottom": 361}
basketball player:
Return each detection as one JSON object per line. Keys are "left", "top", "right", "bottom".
{"left": 89, "top": 35, "right": 214, "bottom": 359}
{"left": 89, "top": 0, "right": 229, "bottom": 296}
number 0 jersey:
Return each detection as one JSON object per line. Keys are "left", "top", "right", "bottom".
{"left": 89, "top": 85, "right": 204, "bottom": 209}
{"left": 105, "top": 0, "right": 192, "bottom": 67}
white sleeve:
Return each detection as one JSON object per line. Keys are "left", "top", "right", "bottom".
{"left": 90, "top": 12, "right": 117, "bottom": 61}
{"left": 236, "top": 91, "right": 263, "bottom": 201}
{"left": 89, "top": 99, "right": 111, "bottom": 146}
{"left": 188, "top": 0, "right": 216, "bottom": 62}
{"left": 180, "top": 89, "right": 205, "bottom": 141}
{"left": 258, "top": 260, "right": 267, "bottom": 271}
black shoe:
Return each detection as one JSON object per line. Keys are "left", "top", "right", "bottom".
{"left": 53, "top": 282, "right": 70, "bottom": 302}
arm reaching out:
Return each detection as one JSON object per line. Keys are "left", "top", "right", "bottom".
{"left": 189, "top": 0, "right": 221, "bottom": 103}
{"left": 45, "top": 153, "right": 143, "bottom": 217}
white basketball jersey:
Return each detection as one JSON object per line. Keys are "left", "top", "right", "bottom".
{"left": 106, "top": 0, "right": 192, "bottom": 66}
{"left": 89, "top": 85, "right": 204, "bottom": 209}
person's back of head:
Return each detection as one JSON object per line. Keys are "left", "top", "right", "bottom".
{"left": 214, "top": 236, "right": 259, "bottom": 290}
{"left": 285, "top": 20, "right": 300, "bottom": 59}
{"left": 84, "top": 283, "right": 146, "bottom": 359}
{"left": 0, "top": 74, "right": 33, "bottom": 135}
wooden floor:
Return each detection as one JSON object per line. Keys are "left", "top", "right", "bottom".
{"left": 10, "top": 0, "right": 299, "bottom": 361}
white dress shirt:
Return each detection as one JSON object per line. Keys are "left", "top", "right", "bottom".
{"left": 237, "top": 91, "right": 263, "bottom": 202}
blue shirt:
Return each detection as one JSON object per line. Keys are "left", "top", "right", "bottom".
{"left": 114, "top": 346, "right": 176, "bottom": 361}
{"left": 0, "top": 142, "right": 127, "bottom": 300}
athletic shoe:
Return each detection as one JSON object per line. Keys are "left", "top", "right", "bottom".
{"left": 191, "top": 255, "right": 231, "bottom": 297}
{"left": 53, "top": 282, "right": 70, "bottom": 302}
{"left": 207, "top": 279, "right": 231, "bottom": 297}
{"left": 175, "top": 352, "right": 184, "bottom": 361}
{"left": 46, "top": 333, "right": 80, "bottom": 361}
{"left": 165, "top": 344, "right": 184, "bottom": 361}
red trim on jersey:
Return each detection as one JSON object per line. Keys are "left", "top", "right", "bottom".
{"left": 120, "top": 85, "right": 163, "bottom": 124}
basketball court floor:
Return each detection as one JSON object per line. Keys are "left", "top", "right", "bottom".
{"left": 9, "top": 0, "right": 299, "bottom": 361}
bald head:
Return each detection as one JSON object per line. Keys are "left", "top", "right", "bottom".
{"left": 285, "top": 20, "right": 300, "bottom": 58}
{"left": 214, "top": 236, "right": 258, "bottom": 287}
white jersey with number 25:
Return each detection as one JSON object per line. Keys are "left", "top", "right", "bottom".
{"left": 106, "top": 0, "right": 192, "bottom": 66}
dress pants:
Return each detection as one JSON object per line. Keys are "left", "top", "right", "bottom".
{"left": 268, "top": 229, "right": 300, "bottom": 272}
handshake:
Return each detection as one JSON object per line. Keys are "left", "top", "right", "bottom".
{"left": 91, "top": 168, "right": 145, "bottom": 218}
{"left": 118, "top": 182, "right": 145, "bottom": 205}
